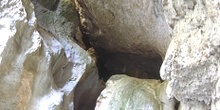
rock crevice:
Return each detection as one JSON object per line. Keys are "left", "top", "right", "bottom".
{"left": 1, "top": 0, "right": 219, "bottom": 110}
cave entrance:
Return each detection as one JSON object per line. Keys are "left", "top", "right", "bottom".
{"left": 73, "top": 28, "right": 163, "bottom": 82}
{"left": 95, "top": 48, "right": 163, "bottom": 82}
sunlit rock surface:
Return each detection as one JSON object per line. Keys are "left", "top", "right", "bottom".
{"left": 31, "top": 0, "right": 104, "bottom": 109}
{"left": 2, "top": 0, "right": 220, "bottom": 109}
{"left": 0, "top": 0, "right": 101, "bottom": 109}
{"left": 73, "top": 0, "right": 171, "bottom": 57}
{"left": 72, "top": 1, "right": 170, "bottom": 101}
{"left": 160, "top": 0, "right": 220, "bottom": 110}
{"left": 95, "top": 74, "right": 175, "bottom": 110}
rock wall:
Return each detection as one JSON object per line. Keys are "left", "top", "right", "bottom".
{"left": 73, "top": 0, "right": 169, "bottom": 87}
{"left": 160, "top": 0, "right": 220, "bottom": 110}
{"left": 73, "top": 0, "right": 171, "bottom": 57}
{"left": 0, "top": 0, "right": 103, "bottom": 110}
{"left": 95, "top": 74, "right": 175, "bottom": 110}
{"left": 1, "top": 0, "right": 219, "bottom": 110}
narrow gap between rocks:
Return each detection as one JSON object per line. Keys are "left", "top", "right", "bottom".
{"left": 30, "top": 0, "right": 167, "bottom": 109}
{"left": 95, "top": 47, "right": 163, "bottom": 82}
{"left": 79, "top": 31, "right": 163, "bottom": 82}
{"left": 73, "top": 30, "right": 164, "bottom": 110}
{"left": 175, "top": 99, "right": 180, "bottom": 110}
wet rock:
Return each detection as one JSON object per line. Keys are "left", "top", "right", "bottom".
{"left": 160, "top": 0, "right": 220, "bottom": 109}
{"left": 95, "top": 74, "right": 175, "bottom": 110}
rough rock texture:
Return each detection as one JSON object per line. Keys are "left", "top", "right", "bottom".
{"left": 160, "top": 0, "right": 220, "bottom": 110}
{"left": 95, "top": 74, "right": 175, "bottom": 110}
{"left": 74, "top": 0, "right": 171, "bottom": 57}
{"left": 73, "top": 0, "right": 168, "bottom": 84}
{"left": 4, "top": 0, "right": 220, "bottom": 110}
{"left": 0, "top": 0, "right": 103, "bottom": 110}
{"left": 31, "top": 0, "right": 104, "bottom": 109}
{"left": 74, "top": 65, "right": 105, "bottom": 110}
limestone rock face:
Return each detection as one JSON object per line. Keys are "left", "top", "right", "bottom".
{"left": 3, "top": 0, "right": 220, "bottom": 110}
{"left": 95, "top": 74, "right": 175, "bottom": 110}
{"left": 160, "top": 0, "right": 220, "bottom": 109}
{"left": 74, "top": 0, "right": 171, "bottom": 57}
{"left": 0, "top": 0, "right": 102, "bottom": 110}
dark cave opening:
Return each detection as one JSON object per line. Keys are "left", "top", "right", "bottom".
{"left": 74, "top": 28, "right": 164, "bottom": 110}
{"left": 76, "top": 26, "right": 163, "bottom": 82}
{"left": 30, "top": 0, "right": 166, "bottom": 110}
{"left": 95, "top": 48, "right": 163, "bottom": 82}
{"left": 76, "top": 29, "right": 164, "bottom": 82}
{"left": 175, "top": 100, "right": 180, "bottom": 110}
{"left": 30, "top": 0, "right": 60, "bottom": 11}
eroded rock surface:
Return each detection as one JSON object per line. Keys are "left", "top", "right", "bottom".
{"left": 32, "top": 0, "right": 104, "bottom": 109}
{"left": 74, "top": 0, "right": 171, "bottom": 57}
{"left": 72, "top": 0, "right": 169, "bottom": 85}
{"left": 3, "top": 0, "right": 220, "bottom": 109}
{"left": 160, "top": 0, "right": 220, "bottom": 109}
{"left": 0, "top": 0, "right": 103, "bottom": 110}
{"left": 95, "top": 74, "right": 175, "bottom": 110}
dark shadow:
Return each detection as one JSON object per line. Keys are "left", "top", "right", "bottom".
{"left": 31, "top": 0, "right": 60, "bottom": 11}
{"left": 95, "top": 48, "right": 163, "bottom": 82}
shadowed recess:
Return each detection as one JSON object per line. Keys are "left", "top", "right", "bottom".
{"left": 95, "top": 48, "right": 163, "bottom": 82}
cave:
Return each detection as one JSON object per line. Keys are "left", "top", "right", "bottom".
{"left": 73, "top": 34, "right": 164, "bottom": 110}
{"left": 70, "top": 25, "right": 165, "bottom": 109}
{"left": 77, "top": 31, "right": 163, "bottom": 82}
{"left": 2, "top": 0, "right": 218, "bottom": 109}
{"left": 73, "top": 27, "right": 164, "bottom": 82}
{"left": 95, "top": 48, "right": 163, "bottom": 82}
{"left": 30, "top": 0, "right": 167, "bottom": 109}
